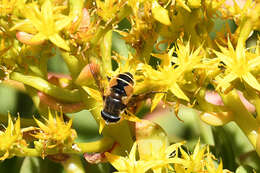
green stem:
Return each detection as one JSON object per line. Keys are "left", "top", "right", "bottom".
{"left": 101, "top": 30, "right": 112, "bottom": 73}
{"left": 60, "top": 51, "right": 81, "bottom": 80}
{"left": 14, "top": 137, "right": 114, "bottom": 157}
{"left": 10, "top": 72, "right": 82, "bottom": 103}
{"left": 195, "top": 114, "right": 214, "bottom": 146}
{"left": 75, "top": 136, "right": 114, "bottom": 153}
{"left": 14, "top": 147, "right": 39, "bottom": 157}
{"left": 255, "top": 98, "right": 260, "bottom": 123}
{"left": 222, "top": 90, "right": 260, "bottom": 147}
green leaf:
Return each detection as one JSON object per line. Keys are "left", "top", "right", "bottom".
{"left": 235, "top": 165, "right": 255, "bottom": 173}
{"left": 20, "top": 157, "right": 41, "bottom": 173}
{"left": 101, "top": 30, "right": 113, "bottom": 73}
{"left": 20, "top": 157, "right": 63, "bottom": 173}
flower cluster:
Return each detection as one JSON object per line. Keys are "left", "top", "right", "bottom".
{"left": 33, "top": 110, "right": 77, "bottom": 150}
{"left": 0, "top": 115, "right": 25, "bottom": 160}
{"left": 0, "top": 0, "right": 260, "bottom": 172}
{"left": 106, "top": 141, "right": 232, "bottom": 173}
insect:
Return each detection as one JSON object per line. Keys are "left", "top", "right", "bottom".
{"left": 87, "top": 62, "right": 166, "bottom": 124}
{"left": 101, "top": 72, "right": 134, "bottom": 123}
{"left": 88, "top": 62, "right": 135, "bottom": 123}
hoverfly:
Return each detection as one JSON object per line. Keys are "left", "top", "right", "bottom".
{"left": 101, "top": 72, "right": 134, "bottom": 123}
{"left": 88, "top": 62, "right": 135, "bottom": 123}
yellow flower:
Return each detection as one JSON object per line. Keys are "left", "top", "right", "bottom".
{"left": 106, "top": 140, "right": 232, "bottom": 173}
{"left": 136, "top": 39, "right": 204, "bottom": 107}
{"left": 96, "top": 0, "right": 124, "bottom": 22}
{"left": 175, "top": 140, "right": 232, "bottom": 173}
{"left": 33, "top": 110, "right": 76, "bottom": 149}
{"left": 171, "top": 39, "right": 204, "bottom": 77}
{"left": 11, "top": 0, "right": 71, "bottom": 51}
{"left": 105, "top": 142, "right": 164, "bottom": 173}
{"left": 205, "top": 154, "right": 232, "bottom": 173}
{"left": 135, "top": 63, "right": 189, "bottom": 103}
{"left": 0, "top": 0, "right": 25, "bottom": 16}
{"left": 136, "top": 120, "right": 189, "bottom": 172}
{"left": 141, "top": 141, "right": 190, "bottom": 172}
{"left": 214, "top": 38, "right": 260, "bottom": 92}
{"left": 0, "top": 114, "right": 23, "bottom": 160}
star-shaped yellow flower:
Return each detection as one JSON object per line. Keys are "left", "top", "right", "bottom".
{"left": 105, "top": 142, "right": 164, "bottom": 173}
{"left": 0, "top": 114, "right": 24, "bottom": 160}
{"left": 214, "top": 38, "right": 260, "bottom": 92}
{"left": 33, "top": 110, "right": 76, "bottom": 149}
{"left": 11, "top": 0, "right": 71, "bottom": 51}
{"left": 175, "top": 140, "right": 232, "bottom": 173}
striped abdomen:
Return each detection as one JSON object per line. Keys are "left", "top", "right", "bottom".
{"left": 101, "top": 72, "right": 134, "bottom": 123}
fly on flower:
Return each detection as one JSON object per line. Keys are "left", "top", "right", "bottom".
{"left": 84, "top": 58, "right": 167, "bottom": 130}
{"left": 88, "top": 62, "right": 135, "bottom": 123}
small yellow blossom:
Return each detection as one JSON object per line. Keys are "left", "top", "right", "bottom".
{"left": 135, "top": 63, "right": 189, "bottom": 102}
{"left": 142, "top": 141, "right": 190, "bottom": 172}
{"left": 0, "top": 0, "right": 25, "bottom": 16}
{"left": 171, "top": 39, "right": 204, "bottom": 76}
{"left": 33, "top": 110, "right": 76, "bottom": 149}
{"left": 11, "top": 0, "right": 71, "bottom": 50}
{"left": 105, "top": 142, "right": 165, "bottom": 173}
{"left": 136, "top": 40, "right": 204, "bottom": 106}
{"left": 96, "top": 0, "right": 124, "bottom": 22}
{"left": 0, "top": 114, "right": 24, "bottom": 160}
{"left": 214, "top": 38, "right": 260, "bottom": 92}
{"left": 175, "top": 140, "right": 232, "bottom": 173}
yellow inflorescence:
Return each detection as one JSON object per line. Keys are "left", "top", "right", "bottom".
{"left": 33, "top": 110, "right": 77, "bottom": 149}
{"left": 0, "top": 114, "right": 25, "bottom": 160}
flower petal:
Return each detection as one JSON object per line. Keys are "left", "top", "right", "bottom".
{"left": 34, "top": 117, "right": 49, "bottom": 132}
{"left": 55, "top": 16, "right": 72, "bottom": 31}
{"left": 242, "top": 72, "right": 260, "bottom": 91}
{"left": 151, "top": 93, "right": 165, "bottom": 112}
{"left": 29, "top": 32, "right": 47, "bottom": 44}
{"left": 216, "top": 73, "right": 237, "bottom": 92}
{"left": 169, "top": 83, "right": 189, "bottom": 102}
{"left": 49, "top": 33, "right": 70, "bottom": 51}
{"left": 105, "top": 152, "right": 127, "bottom": 171}
{"left": 41, "top": 0, "right": 53, "bottom": 24}
{"left": 82, "top": 86, "right": 103, "bottom": 103}
{"left": 152, "top": 1, "right": 171, "bottom": 25}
